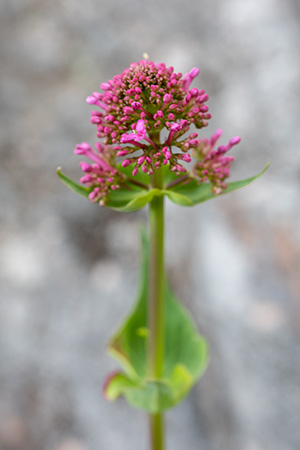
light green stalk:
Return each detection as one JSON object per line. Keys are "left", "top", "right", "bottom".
{"left": 148, "top": 131, "right": 165, "bottom": 450}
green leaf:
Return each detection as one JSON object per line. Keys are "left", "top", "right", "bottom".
{"left": 167, "top": 163, "right": 270, "bottom": 206}
{"left": 57, "top": 166, "right": 152, "bottom": 211}
{"left": 58, "top": 163, "right": 269, "bottom": 211}
{"left": 118, "top": 164, "right": 151, "bottom": 186}
{"left": 57, "top": 167, "right": 92, "bottom": 199}
{"left": 105, "top": 230, "right": 209, "bottom": 413}
{"left": 104, "top": 372, "right": 139, "bottom": 401}
{"left": 164, "top": 190, "right": 194, "bottom": 206}
{"left": 106, "top": 188, "right": 162, "bottom": 212}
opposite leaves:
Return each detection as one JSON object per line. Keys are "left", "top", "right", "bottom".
{"left": 103, "top": 231, "right": 209, "bottom": 413}
{"left": 58, "top": 163, "right": 269, "bottom": 212}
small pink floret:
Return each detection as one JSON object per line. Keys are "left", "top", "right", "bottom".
{"left": 100, "top": 82, "right": 111, "bottom": 91}
{"left": 189, "top": 67, "right": 199, "bottom": 78}
{"left": 163, "top": 94, "right": 172, "bottom": 103}
{"left": 121, "top": 159, "right": 132, "bottom": 167}
{"left": 182, "top": 154, "right": 191, "bottom": 163}
{"left": 120, "top": 119, "right": 146, "bottom": 143}
{"left": 229, "top": 136, "right": 241, "bottom": 146}
{"left": 116, "top": 150, "right": 129, "bottom": 157}
{"left": 86, "top": 96, "right": 97, "bottom": 104}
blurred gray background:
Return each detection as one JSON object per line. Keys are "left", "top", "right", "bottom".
{"left": 0, "top": 0, "right": 299, "bottom": 449}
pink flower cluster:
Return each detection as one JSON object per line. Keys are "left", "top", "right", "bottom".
{"left": 74, "top": 142, "right": 124, "bottom": 206}
{"left": 85, "top": 59, "right": 211, "bottom": 176}
{"left": 74, "top": 59, "right": 241, "bottom": 204}
{"left": 191, "top": 129, "right": 241, "bottom": 194}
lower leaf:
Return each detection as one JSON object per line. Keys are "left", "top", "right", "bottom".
{"left": 104, "top": 230, "right": 209, "bottom": 413}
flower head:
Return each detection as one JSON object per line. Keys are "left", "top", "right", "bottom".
{"left": 72, "top": 59, "right": 240, "bottom": 205}
{"left": 85, "top": 59, "right": 210, "bottom": 176}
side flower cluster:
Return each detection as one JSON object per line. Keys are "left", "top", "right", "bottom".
{"left": 191, "top": 129, "right": 241, "bottom": 194}
{"left": 74, "top": 142, "right": 124, "bottom": 206}
{"left": 74, "top": 59, "right": 241, "bottom": 204}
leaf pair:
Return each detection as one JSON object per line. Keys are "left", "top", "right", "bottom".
{"left": 103, "top": 230, "right": 209, "bottom": 414}
{"left": 57, "top": 163, "right": 269, "bottom": 212}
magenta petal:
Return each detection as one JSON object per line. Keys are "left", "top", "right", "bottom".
{"left": 136, "top": 119, "right": 146, "bottom": 133}
{"left": 189, "top": 67, "right": 199, "bottom": 78}
{"left": 229, "top": 136, "right": 241, "bottom": 146}
{"left": 120, "top": 133, "right": 137, "bottom": 143}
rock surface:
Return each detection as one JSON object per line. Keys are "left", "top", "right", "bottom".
{"left": 0, "top": 0, "right": 300, "bottom": 449}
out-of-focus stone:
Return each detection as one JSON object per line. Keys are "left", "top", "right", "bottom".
{"left": 0, "top": 416, "right": 29, "bottom": 447}
{"left": 0, "top": 0, "right": 300, "bottom": 449}
{"left": 55, "top": 438, "right": 87, "bottom": 450}
{"left": 247, "top": 301, "right": 285, "bottom": 332}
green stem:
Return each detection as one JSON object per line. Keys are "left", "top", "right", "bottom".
{"left": 148, "top": 173, "right": 164, "bottom": 378}
{"left": 149, "top": 413, "right": 164, "bottom": 450}
{"left": 148, "top": 132, "right": 165, "bottom": 450}
{"left": 148, "top": 181, "right": 165, "bottom": 449}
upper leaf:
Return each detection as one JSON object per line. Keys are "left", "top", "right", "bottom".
{"left": 57, "top": 167, "right": 92, "bottom": 199}
{"left": 166, "top": 163, "right": 270, "bottom": 206}
{"left": 58, "top": 163, "right": 269, "bottom": 211}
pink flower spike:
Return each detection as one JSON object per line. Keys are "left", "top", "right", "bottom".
{"left": 132, "top": 168, "right": 138, "bottom": 176}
